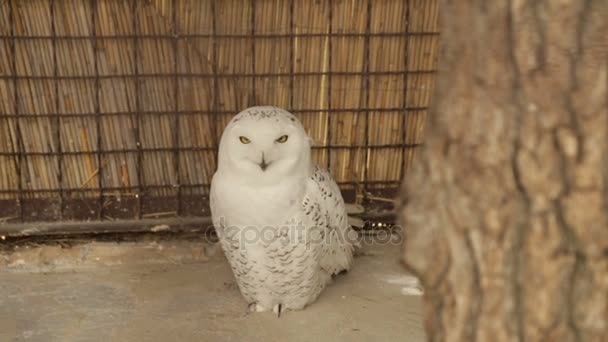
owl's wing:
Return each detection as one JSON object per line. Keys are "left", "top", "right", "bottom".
{"left": 210, "top": 178, "right": 256, "bottom": 301}
{"left": 304, "top": 166, "right": 357, "bottom": 275}
{"left": 210, "top": 178, "right": 240, "bottom": 264}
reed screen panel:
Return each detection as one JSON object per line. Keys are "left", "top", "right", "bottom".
{"left": 0, "top": 0, "right": 439, "bottom": 222}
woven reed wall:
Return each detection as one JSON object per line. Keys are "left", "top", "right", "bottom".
{"left": 0, "top": 0, "right": 439, "bottom": 223}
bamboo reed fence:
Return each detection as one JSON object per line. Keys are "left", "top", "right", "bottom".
{"left": 0, "top": 0, "right": 439, "bottom": 224}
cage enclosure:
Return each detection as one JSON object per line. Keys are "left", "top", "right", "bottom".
{"left": 0, "top": 0, "right": 439, "bottom": 236}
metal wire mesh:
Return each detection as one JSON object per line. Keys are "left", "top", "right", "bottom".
{"left": 0, "top": 0, "right": 439, "bottom": 224}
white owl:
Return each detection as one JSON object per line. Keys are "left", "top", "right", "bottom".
{"left": 210, "top": 106, "right": 357, "bottom": 316}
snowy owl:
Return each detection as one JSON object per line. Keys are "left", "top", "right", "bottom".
{"left": 210, "top": 106, "right": 357, "bottom": 316}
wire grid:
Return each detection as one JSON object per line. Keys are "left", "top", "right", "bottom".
{"left": 0, "top": 0, "right": 439, "bottom": 223}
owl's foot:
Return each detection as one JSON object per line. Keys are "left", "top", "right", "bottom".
{"left": 247, "top": 303, "right": 283, "bottom": 317}
{"left": 248, "top": 302, "right": 269, "bottom": 313}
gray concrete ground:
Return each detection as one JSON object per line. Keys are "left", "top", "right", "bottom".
{"left": 0, "top": 238, "right": 425, "bottom": 341}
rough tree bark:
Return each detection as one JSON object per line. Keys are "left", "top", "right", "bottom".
{"left": 400, "top": 1, "right": 607, "bottom": 341}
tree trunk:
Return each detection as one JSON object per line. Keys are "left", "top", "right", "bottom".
{"left": 400, "top": 1, "right": 608, "bottom": 341}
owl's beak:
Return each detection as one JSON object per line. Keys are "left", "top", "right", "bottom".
{"left": 259, "top": 153, "right": 270, "bottom": 171}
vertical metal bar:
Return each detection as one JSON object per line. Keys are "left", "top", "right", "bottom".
{"left": 289, "top": 0, "right": 294, "bottom": 110}
{"left": 91, "top": 0, "right": 103, "bottom": 219}
{"left": 172, "top": 0, "right": 181, "bottom": 215}
{"left": 363, "top": 0, "right": 372, "bottom": 200}
{"left": 326, "top": 0, "right": 332, "bottom": 172}
{"left": 132, "top": 0, "right": 143, "bottom": 219}
{"left": 9, "top": 0, "right": 24, "bottom": 221}
{"left": 250, "top": 0, "right": 256, "bottom": 104}
{"left": 211, "top": 0, "right": 220, "bottom": 167}
{"left": 399, "top": 0, "right": 411, "bottom": 181}
{"left": 51, "top": 0, "right": 63, "bottom": 218}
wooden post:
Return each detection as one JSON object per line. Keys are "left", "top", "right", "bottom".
{"left": 400, "top": 1, "right": 608, "bottom": 341}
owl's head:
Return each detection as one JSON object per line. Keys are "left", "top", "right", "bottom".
{"left": 217, "top": 106, "right": 313, "bottom": 183}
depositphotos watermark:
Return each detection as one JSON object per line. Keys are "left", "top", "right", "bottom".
{"left": 215, "top": 217, "right": 403, "bottom": 248}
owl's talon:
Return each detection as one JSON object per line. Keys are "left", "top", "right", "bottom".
{"left": 273, "top": 303, "right": 282, "bottom": 317}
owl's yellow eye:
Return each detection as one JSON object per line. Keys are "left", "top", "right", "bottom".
{"left": 239, "top": 136, "right": 251, "bottom": 144}
{"left": 276, "top": 135, "right": 289, "bottom": 143}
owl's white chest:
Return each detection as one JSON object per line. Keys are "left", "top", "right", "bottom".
{"left": 211, "top": 174, "right": 305, "bottom": 227}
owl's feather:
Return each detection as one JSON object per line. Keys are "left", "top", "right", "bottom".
{"left": 307, "top": 166, "right": 357, "bottom": 275}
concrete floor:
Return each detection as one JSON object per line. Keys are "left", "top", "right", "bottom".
{"left": 0, "top": 238, "right": 425, "bottom": 342}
